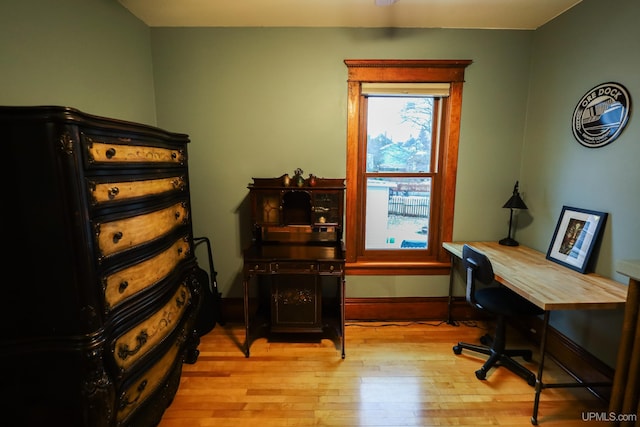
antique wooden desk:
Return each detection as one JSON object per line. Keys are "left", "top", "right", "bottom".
{"left": 443, "top": 241, "right": 629, "bottom": 425}
{"left": 242, "top": 174, "right": 346, "bottom": 358}
{"left": 242, "top": 243, "right": 345, "bottom": 358}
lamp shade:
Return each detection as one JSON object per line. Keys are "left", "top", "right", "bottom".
{"left": 502, "top": 181, "right": 527, "bottom": 210}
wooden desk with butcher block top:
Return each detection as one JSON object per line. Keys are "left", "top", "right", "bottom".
{"left": 443, "top": 241, "right": 629, "bottom": 425}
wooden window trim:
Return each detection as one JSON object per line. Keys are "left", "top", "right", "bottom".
{"left": 344, "top": 59, "right": 472, "bottom": 275}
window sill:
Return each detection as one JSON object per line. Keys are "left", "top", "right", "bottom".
{"left": 345, "top": 260, "right": 451, "bottom": 276}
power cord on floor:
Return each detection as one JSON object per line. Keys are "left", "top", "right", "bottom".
{"left": 345, "top": 319, "right": 489, "bottom": 330}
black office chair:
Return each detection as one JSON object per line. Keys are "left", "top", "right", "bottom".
{"left": 453, "top": 244, "right": 544, "bottom": 386}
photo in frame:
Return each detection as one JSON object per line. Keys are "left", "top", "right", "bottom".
{"left": 546, "top": 206, "right": 608, "bottom": 273}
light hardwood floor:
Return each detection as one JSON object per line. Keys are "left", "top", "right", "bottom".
{"left": 158, "top": 321, "right": 610, "bottom": 427}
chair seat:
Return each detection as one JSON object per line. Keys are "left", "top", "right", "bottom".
{"left": 475, "top": 287, "right": 544, "bottom": 317}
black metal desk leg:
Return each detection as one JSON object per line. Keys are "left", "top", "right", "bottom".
{"left": 243, "top": 275, "right": 251, "bottom": 357}
{"left": 447, "top": 253, "right": 456, "bottom": 325}
{"left": 531, "top": 310, "right": 550, "bottom": 425}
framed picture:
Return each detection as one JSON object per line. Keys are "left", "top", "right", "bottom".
{"left": 546, "top": 206, "right": 608, "bottom": 273}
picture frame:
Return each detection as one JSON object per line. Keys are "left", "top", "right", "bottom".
{"left": 546, "top": 206, "right": 608, "bottom": 273}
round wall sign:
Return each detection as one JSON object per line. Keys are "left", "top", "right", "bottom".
{"left": 571, "top": 82, "right": 631, "bottom": 148}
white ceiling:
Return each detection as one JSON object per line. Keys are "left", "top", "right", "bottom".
{"left": 118, "top": 0, "right": 582, "bottom": 30}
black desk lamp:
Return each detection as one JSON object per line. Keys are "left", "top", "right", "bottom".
{"left": 499, "top": 181, "right": 528, "bottom": 246}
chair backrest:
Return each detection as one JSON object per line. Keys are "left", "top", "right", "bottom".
{"left": 462, "top": 244, "right": 496, "bottom": 307}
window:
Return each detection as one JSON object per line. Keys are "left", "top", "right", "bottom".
{"left": 344, "top": 59, "right": 472, "bottom": 275}
{"left": 364, "top": 95, "right": 436, "bottom": 251}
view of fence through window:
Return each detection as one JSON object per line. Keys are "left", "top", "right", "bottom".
{"left": 365, "top": 97, "right": 434, "bottom": 250}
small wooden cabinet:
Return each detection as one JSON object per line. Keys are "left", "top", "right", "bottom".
{"left": 271, "top": 275, "right": 323, "bottom": 331}
{"left": 0, "top": 106, "right": 202, "bottom": 426}
{"left": 243, "top": 173, "right": 346, "bottom": 358}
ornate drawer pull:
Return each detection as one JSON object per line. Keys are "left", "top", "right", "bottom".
{"left": 171, "top": 178, "right": 184, "bottom": 190}
{"left": 105, "top": 147, "right": 116, "bottom": 159}
{"left": 254, "top": 265, "right": 260, "bottom": 270}
{"left": 329, "top": 265, "right": 335, "bottom": 272}
{"left": 274, "top": 263, "right": 279, "bottom": 271}
{"left": 118, "top": 280, "right": 129, "bottom": 293}
{"left": 113, "top": 231, "right": 123, "bottom": 243}
{"left": 108, "top": 186, "right": 120, "bottom": 200}
{"left": 310, "top": 264, "right": 315, "bottom": 270}
{"left": 117, "top": 330, "right": 149, "bottom": 361}
{"left": 176, "top": 288, "right": 187, "bottom": 307}
{"left": 119, "top": 379, "right": 148, "bottom": 410}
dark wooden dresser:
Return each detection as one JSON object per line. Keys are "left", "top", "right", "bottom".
{"left": 242, "top": 172, "right": 346, "bottom": 358}
{"left": 0, "top": 106, "right": 202, "bottom": 426}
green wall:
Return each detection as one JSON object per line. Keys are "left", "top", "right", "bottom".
{"left": 149, "top": 27, "right": 533, "bottom": 300}
{"left": 1, "top": 0, "right": 638, "bottom": 367}
{"left": 519, "top": 0, "right": 640, "bottom": 365}
{"left": 0, "top": 0, "right": 157, "bottom": 124}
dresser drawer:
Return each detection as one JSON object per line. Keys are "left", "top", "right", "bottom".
{"left": 113, "top": 282, "right": 190, "bottom": 372}
{"left": 84, "top": 134, "right": 185, "bottom": 166}
{"left": 104, "top": 236, "right": 191, "bottom": 310}
{"left": 116, "top": 338, "right": 181, "bottom": 423}
{"left": 96, "top": 201, "right": 189, "bottom": 258}
{"left": 88, "top": 175, "right": 186, "bottom": 206}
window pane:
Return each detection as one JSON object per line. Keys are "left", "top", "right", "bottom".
{"left": 366, "top": 97, "right": 433, "bottom": 173}
{"left": 365, "top": 177, "right": 431, "bottom": 250}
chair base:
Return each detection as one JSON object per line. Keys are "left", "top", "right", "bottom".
{"left": 453, "top": 340, "right": 537, "bottom": 386}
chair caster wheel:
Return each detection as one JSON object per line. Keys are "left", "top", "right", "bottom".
{"left": 475, "top": 368, "right": 487, "bottom": 380}
{"left": 453, "top": 345, "right": 462, "bottom": 355}
{"left": 480, "top": 334, "right": 491, "bottom": 345}
{"left": 523, "top": 352, "right": 533, "bottom": 362}
{"left": 526, "top": 375, "right": 536, "bottom": 387}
